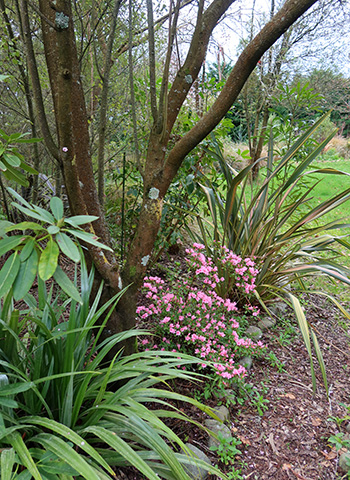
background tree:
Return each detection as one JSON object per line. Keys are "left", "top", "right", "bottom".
{"left": 3, "top": 0, "right": 322, "bottom": 354}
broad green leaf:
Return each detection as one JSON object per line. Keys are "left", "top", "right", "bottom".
{"left": 0, "top": 74, "right": 10, "bottom": 82}
{"left": 47, "top": 225, "right": 60, "bottom": 235}
{"left": 3, "top": 165, "right": 29, "bottom": 187}
{"left": 38, "top": 238, "right": 59, "bottom": 281}
{"left": 0, "top": 382, "right": 34, "bottom": 396}
{"left": 0, "top": 160, "right": 7, "bottom": 171}
{"left": 7, "top": 432, "right": 42, "bottom": 480}
{"left": 12, "top": 202, "right": 48, "bottom": 223}
{"left": 3, "top": 152, "right": 21, "bottom": 167}
{"left": 0, "top": 398, "right": 18, "bottom": 408}
{"left": 311, "top": 330, "right": 328, "bottom": 394}
{"left": 56, "top": 232, "right": 80, "bottom": 263}
{"left": 20, "top": 238, "right": 35, "bottom": 261}
{"left": 64, "top": 215, "right": 99, "bottom": 227}
{"left": 1, "top": 447, "right": 15, "bottom": 480}
{"left": 50, "top": 197, "right": 64, "bottom": 221}
{"left": 6, "top": 221, "right": 44, "bottom": 232}
{"left": 0, "top": 235, "right": 25, "bottom": 256}
{"left": 0, "top": 220, "right": 14, "bottom": 237}
{"left": 84, "top": 426, "right": 160, "bottom": 480}
{"left": 53, "top": 265, "right": 82, "bottom": 304}
{"left": 19, "top": 161, "right": 38, "bottom": 174}
{"left": 0, "top": 253, "right": 20, "bottom": 298}
{"left": 289, "top": 294, "right": 317, "bottom": 393}
{"left": 66, "top": 229, "right": 113, "bottom": 252}
{"left": 32, "top": 434, "right": 100, "bottom": 480}
{"left": 13, "top": 249, "right": 38, "bottom": 301}
{"left": 32, "top": 204, "right": 55, "bottom": 224}
{"left": 25, "top": 417, "right": 114, "bottom": 477}
{"left": 7, "top": 187, "right": 32, "bottom": 208}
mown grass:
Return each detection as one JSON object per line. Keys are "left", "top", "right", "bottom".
{"left": 289, "top": 155, "right": 350, "bottom": 302}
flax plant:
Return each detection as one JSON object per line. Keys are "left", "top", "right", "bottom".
{"left": 190, "top": 112, "right": 350, "bottom": 392}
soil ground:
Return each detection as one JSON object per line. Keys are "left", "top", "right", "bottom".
{"left": 118, "top": 252, "right": 350, "bottom": 480}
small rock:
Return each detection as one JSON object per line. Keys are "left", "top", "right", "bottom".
{"left": 258, "top": 317, "right": 276, "bottom": 330}
{"left": 238, "top": 356, "right": 253, "bottom": 370}
{"left": 339, "top": 451, "right": 350, "bottom": 473}
{"left": 346, "top": 422, "right": 350, "bottom": 434}
{"left": 269, "top": 301, "right": 287, "bottom": 317}
{"left": 184, "top": 443, "right": 211, "bottom": 480}
{"left": 245, "top": 326, "right": 263, "bottom": 340}
{"left": 204, "top": 419, "right": 232, "bottom": 448}
{"left": 212, "top": 405, "right": 230, "bottom": 422}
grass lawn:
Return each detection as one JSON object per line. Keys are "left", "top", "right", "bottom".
{"left": 291, "top": 156, "right": 350, "bottom": 301}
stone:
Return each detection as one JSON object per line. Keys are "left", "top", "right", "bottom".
{"left": 269, "top": 301, "right": 287, "bottom": 317}
{"left": 238, "top": 356, "right": 253, "bottom": 370}
{"left": 346, "top": 422, "right": 350, "bottom": 434}
{"left": 339, "top": 451, "right": 350, "bottom": 473}
{"left": 212, "top": 405, "right": 230, "bottom": 422}
{"left": 214, "top": 389, "right": 236, "bottom": 406}
{"left": 204, "top": 419, "right": 232, "bottom": 449}
{"left": 245, "top": 326, "right": 263, "bottom": 340}
{"left": 184, "top": 443, "right": 211, "bottom": 480}
{"left": 257, "top": 317, "right": 276, "bottom": 330}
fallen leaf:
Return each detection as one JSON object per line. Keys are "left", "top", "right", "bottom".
{"left": 321, "top": 449, "right": 338, "bottom": 460}
{"left": 311, "top": 417, "right": 322, "bottom": 427}
{"left": 282, "top": 463, "right": 292, "bottom": 471}
{"left": 237, "top": 434, "right": 251, "bottom": 446}
{"left": 282, "top": 393, "right": 296, "bottom": 400}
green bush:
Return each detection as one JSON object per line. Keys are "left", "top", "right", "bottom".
{"left": 0, "top": 258, "right": 226, "bottom": 479}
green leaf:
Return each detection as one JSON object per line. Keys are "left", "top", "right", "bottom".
{"left": 20, "top": 238, "right": 35, "bottom": 261}
{"left": 53, "top": 265, "right": 82, "bottom": 304}
{"left": 1, "top": 447, "right": 15, "bottom": 480}
{"left": 0, "top": 74, "right": 10, "bottom": 82}
{"left": 3, "top": 165, "right": 29, "bottom": 187}
{"left": 84, "top": 426, "right": 161, "bottom": 480}
{"left": 0, "top": 398, "right": 18, "bottom": 408}
{"left": 50, "top": 197, "right": 64, "bottom": 221}
{"left": 7, "top": 432, "right": 42, "bottom": 480}
{"left": 7, "top": 187, "right": 32, "bottom": 208}
{"left": 3, "top": 152, "right": 21, "bottom": 167}
{"left": 64, "top": 215, "right": 99, "bottom": 227}
{"left": 56, "top": 232, "right": 80, "bottom": 263}
{"left": 13, "top": 249, "right": 38, "bottom": 301}
{"left": 0, "top": 253, "right": 20, "bottom": 298}
{"left": 0, "top": 235, "right": 25, "bottom": 256}
{"left": 19, "top": 161, "right": 38, "bottom": 174}
{"left": 24, "top": 417, "right": 115, "bottom": 477}
{"left": 32, "top": 434, "right": 100, "bottom": 480}
{"left": 0, "top": 160, "right": 7, "bottom": 171}
{"left": 6, "top": 221, "right": 45, "bottom": 232}
{"left": 0, "top": 220, "right": 14, "bottom": 237}
{"left": 47, "top": 225, "right": 60, "bottom": 235}
{"left": 32, "top": 205, "right": 55, "bottom": 224}
{"left": 66, "top": 229, "right": 113, "bottom": 252}
{"left": 12, "top": 202, "right": 48, "bottom": 223}
{"left": 38, "top": 238, "right": 59, "bottom": 281}
{"left": 0, "top": 381, "right": 34, "bottom": 396}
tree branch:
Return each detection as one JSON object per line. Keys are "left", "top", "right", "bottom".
{"left": 163, "top": 0, "right": 319, "bottom": 182}
{"left": 19, "top": 0, "right": 59, "bottom": 161}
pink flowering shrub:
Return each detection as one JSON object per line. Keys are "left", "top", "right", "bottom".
{"left": 137, "top": 244, "right": 264, "bottom": 385}
{"left": 186, "top": 242, "right": 260, "bottom": 307}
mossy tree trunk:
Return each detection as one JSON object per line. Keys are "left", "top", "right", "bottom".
{"left": 20, "top": 0, "right": 319, "bottom": 354}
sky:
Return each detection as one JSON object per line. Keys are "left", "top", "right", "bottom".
{"left": 205, "top": 0, "right": 350, "bottom": 77}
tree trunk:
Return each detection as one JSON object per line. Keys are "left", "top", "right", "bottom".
{"left": 21, "top": 0, "right": 320, "bottom": 357}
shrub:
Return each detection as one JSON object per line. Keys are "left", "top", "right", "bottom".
{"left": 137, "top": 244, "right": 263, "bottom": 387}
{"left": 0, "top": 258, "right": 226, "bottom": 479}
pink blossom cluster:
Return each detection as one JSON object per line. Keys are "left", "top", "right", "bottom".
{"left": 186, "top": 243, "right": 259, "bottom": 306}
{"left": 137, "top": 246, "right": 264, "bottom": 385}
